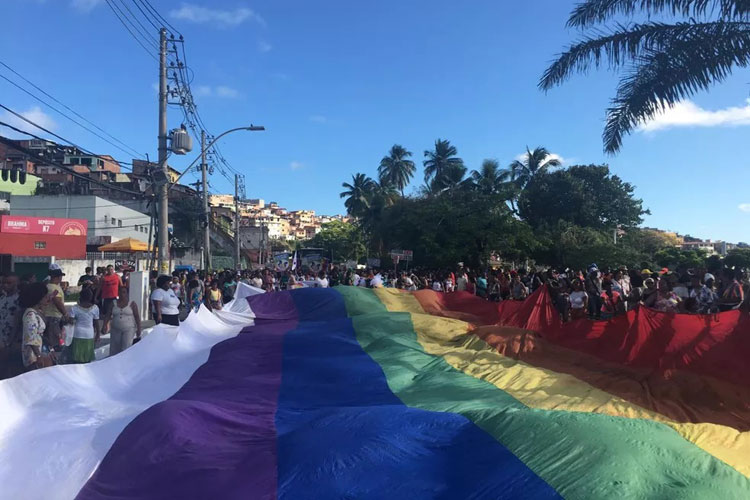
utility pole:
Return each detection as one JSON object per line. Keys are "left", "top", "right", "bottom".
{"left": 234, "top": 173, "right": 241, "bottom": 270}
{"left": 201, "top": 131, "right": 211, "bottom": 271}
{"left": 156, "top": 28, "right": 170, "bottom": 275}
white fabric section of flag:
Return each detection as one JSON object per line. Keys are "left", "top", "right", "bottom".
{"left": 0, "top": 288, "right": 261, "bottom": 500}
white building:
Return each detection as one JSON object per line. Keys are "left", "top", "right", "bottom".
{"left": 10, "top": 195, "right": 151, "bottom": 247}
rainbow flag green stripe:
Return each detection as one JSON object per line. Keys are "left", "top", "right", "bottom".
{"left": 336, "top": 286, "right": 750, "bottom": 499}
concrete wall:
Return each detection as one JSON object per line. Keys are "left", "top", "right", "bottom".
{"left": 10, "top": 195, "right": 150, "bottom": 244}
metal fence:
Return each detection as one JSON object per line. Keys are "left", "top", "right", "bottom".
{"left": 85, "top": 252, "right": 147, "bottom": 261}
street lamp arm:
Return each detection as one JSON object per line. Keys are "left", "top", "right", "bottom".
{"left": 167, "top": 125, "right": 265, "bottom": 191}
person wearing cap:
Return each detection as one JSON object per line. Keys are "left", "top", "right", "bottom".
{"left": 695, "top": 274, "right": 719, "bottom": 314}
{"left": 41, "top": 268, "right": 69, "bottom": 350}
{"left": 642, "top": 278, "right": 658, "bottom": 308}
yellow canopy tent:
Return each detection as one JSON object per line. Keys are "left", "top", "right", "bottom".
{"left": 97, "top": 237, "right": 151, "bottom": 252}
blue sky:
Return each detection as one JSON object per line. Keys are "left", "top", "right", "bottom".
{"left": 2, "top": 0, "right": 749, "bottom": 243}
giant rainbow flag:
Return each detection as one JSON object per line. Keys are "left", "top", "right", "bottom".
{"left": 0, "top": 285, "right": 748, "bottom": 499}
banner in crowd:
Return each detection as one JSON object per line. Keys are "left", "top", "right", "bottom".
{"left": 1, "top": 286, "right": 747, "bottom": 498}
{"left": 301, "top": 253, "right": 323, "bottom": 272}
{"left": 273, "top": 252, "right": 291, "bottom": 272}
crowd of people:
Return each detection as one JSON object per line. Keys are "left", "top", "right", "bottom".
{"left": 0, "top": 264, "right": 142, "bottom": 378}
{"left": 1, "top": 260, "right": 747, "bottom": 379}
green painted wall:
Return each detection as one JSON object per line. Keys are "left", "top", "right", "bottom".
{"left": 0, "top": 173, "right": 39, "bottom": 196}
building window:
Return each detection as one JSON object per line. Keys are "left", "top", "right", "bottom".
{"left": 118, "top": 220, "right": 123, "bottom": 228}
{"left": 111, "top": 218, "right": 117, "bottom": 225}
{"left": 34, "top": 241, "right": 46, "bottom": 249}
{"left": 104, "top": 215, "right": 108, "bottom": 224}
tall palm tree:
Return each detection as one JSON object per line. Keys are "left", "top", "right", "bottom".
{"left": 339, "top": 173, "right": 375, "bottom": 218}
{"left": 470, "top": 159, "right": 513, "bottom": 194}
{"left": 509, "top": 146, "right": 561, "bottom": 189}
{"left": 378, "top": 145, "right": 416, "bottom": 196}
{"left": 423, "top": 139, "right": 464, "bottom": 185}
{"left": 431, "top": 163, "right": 471, "bottom": 193}
{"left": 539, "top": 0, "right": 750, "bottom": 153}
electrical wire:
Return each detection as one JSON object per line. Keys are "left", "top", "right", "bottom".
{"left": 131, "top": 0, "right": 161, "bottom": 32}
{"left": 0, "top": 78, "right": 144, "bottom": 163}
{"left": 138, "top": 0, "right": 182, "bottom": 37}
{"left": 0, "top": 61, "right": 144, "bottom": 159}
{"left": 0, "top": 135, "right": 146, "bottom": 197}
{"left": 0, "top": 106, "right": 135, "bottom": 171}
{"left": 103, "top": 0, "right": 158, "bottom": 61}
{"left": 113, "top": 0, "right": 159, "bottom": 45}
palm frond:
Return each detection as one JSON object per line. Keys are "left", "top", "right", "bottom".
{"left": 602, "top": 21, "right": 750, "bottom": 152}
{"left": 567, "top": 0, "right": 750, "bottom": 28}
{"left": 540, "top": 22, "right": 746, "bottom": 90}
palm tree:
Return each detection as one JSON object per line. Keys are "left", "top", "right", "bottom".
{"left": 431, "top": 163, "right": 472, "bottom": 193}
{"left": 423, "top": 139, "right": 464, "bottom": 185}
{"left": 378, "top": 145, "right": 416, "bottom": 196}
{"left": 509, "top": 146, "right": 561, "bottom": 189}
{"left": 539, "top": 0, "right": 750, "bottom": 153}
{"left": 470, "top": 159, "right": 513, "bottom": 194}
{"left": 340, "top": 173, "right": 376, "bottom": 218}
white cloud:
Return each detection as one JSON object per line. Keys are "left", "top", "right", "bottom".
{"left": 514, "top": 152, "right": 568, "bottom": 166}
{"left": 215, "top": 86, "right": 240, "bottom": 99}
{"left": 309, "top": 115, "right": 327, "bottom": 124}
{"left": 638, "top": 100, "right": 750, "bottom": 133}
{"left": 193, "top": 85, "right": 212, "bottom": 97}
{"left": 290, "top": 161, "right": 304, "bottom": 170}
{"left": 190, "top": 85, "right": 240, "bottom": 99}
{"left": 739, "top": 203, "right": 750, "bottom": 213}
{"left": 71, "top": 0, "right": 102, "bottom": 12}
{"left": 258, "top": 41, "right": 272, "bottom": 53}
{"left": 170, "top": 4, "right": 263, "bottom": 28}
{"left": 0, "top": 106, "right": 58, "bottom": 138}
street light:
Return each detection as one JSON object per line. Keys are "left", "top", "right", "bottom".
{"left": 168, "top": 125, "right": 265, "bottom": 189}
{"left": 157, "top": 124, "right": 264, "bottom": 274}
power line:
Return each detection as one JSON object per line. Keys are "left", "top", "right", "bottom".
{"left": 113, "top": 0, "right": 159, "bottom": 45}
{"left": 131, "top": 0, "right": 161, "bottom": 32}
{"left": 0, "top": 60, "right": 144, "bottom": 159}
{"left": 0, "top": 77, "right": 144, "bottom": 162}
{"left": 138, "top": 0, "right": 182, "bottom": 36}
{"left": 103, "top": 0, "right": 158, "bottom": 61}
{"left": 0, "top": 106, "right": 135, "bottom": 171}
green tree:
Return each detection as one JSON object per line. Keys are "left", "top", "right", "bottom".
{"left": 654, "top": 247, "right": 706, "bottom": 269}
{"left": 306, "top": 220, "right": 366, "bottom": 262}
{"left": 518, "top": 164, "right": 648, "bottom": 230}
{"left": 724, "top": 248, "right": 750, "bottom": 269}
{"left": 378, "top": 145, "right": 416, "bottom": 196}
{"left": 540, "top": 0, "right": 750, "bottom": 153}
{"left": 530, "top": 221, "right": 642, "bottom": 271}
{"left": 509, "top": 146, "right": 561, "bottom": 189}
{"left": 423, "top": 139, "right": 464, "bottom": 186}
{"left": 339, "top": 173, "right": 376, "bottom": 217}
{"left": 369, "top": 189, "right": 533, "bottom": 268}
{"left": 470, "top": 159, "right": 513, "bottom": 194}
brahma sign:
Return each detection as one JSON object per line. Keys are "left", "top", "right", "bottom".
{"left": 0, "top": 215, "right": 88, "bottom": 259}
{"left": 1, "top": 216, "right": 88, "bottom": 236}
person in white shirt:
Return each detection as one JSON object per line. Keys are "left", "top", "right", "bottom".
{"left": 314, "top": 271, "right": 329, "bottom": 288}
{"left": 432, "top": 280, "right": 444, "bottom": 292}
{"left": 68, "top": 288, "right": 100, "bottom": 364}
{"left": 370, "top": 272, "right": 383, "bottom": 288}
{"left": 151, "top": 275, "right": 181, "bottom": 326}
